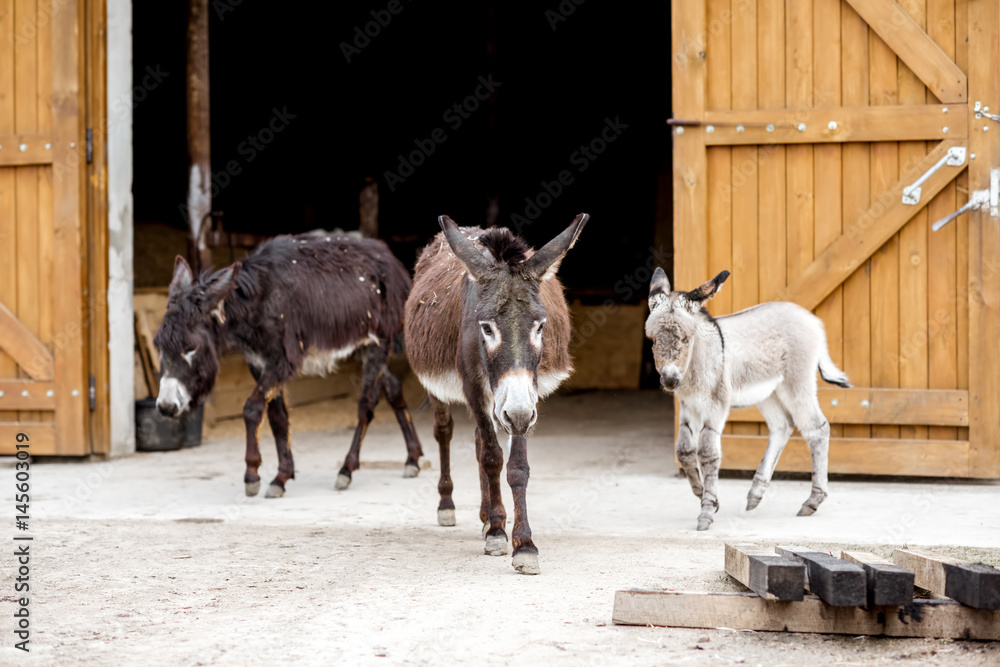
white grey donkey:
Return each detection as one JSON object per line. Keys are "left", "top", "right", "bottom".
{"left": 644, "top": 268, "right": 850, "bottom": 531}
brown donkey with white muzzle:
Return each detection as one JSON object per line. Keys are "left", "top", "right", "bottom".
{"left": 405, "top": 214, "right": 588, "bottom": 575}
{"left": 153, "top": 233, "right": 423, "bottom": 498}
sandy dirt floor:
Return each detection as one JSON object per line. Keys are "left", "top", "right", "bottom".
{"left": 2, "top": 389, "right": 999, "bottom": 665}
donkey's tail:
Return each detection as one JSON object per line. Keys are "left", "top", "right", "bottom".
{"left": 818, "top": 347, "right": 852, "bottom": 388}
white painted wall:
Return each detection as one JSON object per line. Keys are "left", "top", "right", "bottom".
{"left": 107, "top": 0, "right": 135, "bottom": 456}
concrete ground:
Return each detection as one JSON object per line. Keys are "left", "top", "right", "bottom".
{"left": 2, "top": 389, "right": 998, "bottom": 665}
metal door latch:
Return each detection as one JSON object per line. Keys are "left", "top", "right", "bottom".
{"left": 902, "top": 146, "right": 966, "bottom": 205}
{"left": 932, "top": 168, "right": 1000, "bottom": 231}
{"left": 974, "top": 101, "right": 1000, "bottom": 123}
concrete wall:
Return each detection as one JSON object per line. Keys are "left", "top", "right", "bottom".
{"left": 107, "top": 0, "right": 135, "bottom": 456}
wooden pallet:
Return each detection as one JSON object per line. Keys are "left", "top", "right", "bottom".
{"left": 613, "top": 544, "right": 1000, "bottom": 639}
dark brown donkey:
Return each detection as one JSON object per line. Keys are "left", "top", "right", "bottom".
{"left": 153, "top": 233, "right": 423, "bottom": 497}
{"left": 405, "top": 213, "right": 588, "bottom": 575}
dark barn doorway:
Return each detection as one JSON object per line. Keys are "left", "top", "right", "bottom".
{"left": 131, "top": 0, "right": 671, "bottom": 387}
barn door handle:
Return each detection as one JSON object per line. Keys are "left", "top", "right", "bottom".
{"left": 902, "top": 147, "right": 966, "bottom": 205}
{"left": 931, "top": 169, "right": 1000, "bottom": 231}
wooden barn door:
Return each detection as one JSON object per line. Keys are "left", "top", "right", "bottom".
{"left": 672, "top": 0, "right": 1000, "bottom": 478}
{"left": 0, "top": 0, "right": 88, "bottom": 455}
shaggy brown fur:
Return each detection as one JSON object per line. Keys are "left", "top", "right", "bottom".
{"left": 405, "top": 227, "right": 573, "bottom": 379}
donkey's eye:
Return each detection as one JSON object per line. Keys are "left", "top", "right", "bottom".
{"left": 481, "top": 323, "right": 492, "bottom": 336}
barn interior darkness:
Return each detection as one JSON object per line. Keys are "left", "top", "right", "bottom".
{"left": 132, "top": 1, "right": 671, "bottom": 383}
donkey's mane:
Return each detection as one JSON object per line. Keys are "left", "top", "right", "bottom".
{"left": 479, "top": 228, "right": 531, "bottom": 267}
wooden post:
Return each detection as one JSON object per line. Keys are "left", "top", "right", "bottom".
{"left": 359, "top": 177, "right": 378, "bottom": 238}
{"left": 186, "top": 0, "right": 212, "bottom": 273}
{"left": 725, "top": 543, "right": 805, "bottom": 601}
{"left": 894, "top": 549, "right": 1000, "bottom": 610}
{"left": 841, "top": 550, "right": 915, "bottom": 608}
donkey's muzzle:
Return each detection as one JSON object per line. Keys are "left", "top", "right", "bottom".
{"left": 156, "top": 400, "right": 180, "bottom": 418}
{"left": 660, "top": 373, "right": 680, "bottom": 391}
{"left": 493, "top": 369, "right": 539, "bottom": 436}
{"left": 502, "top": 409, "right": 537, "bottom": 437}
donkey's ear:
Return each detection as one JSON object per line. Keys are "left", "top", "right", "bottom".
{"left": 685, "top": 270, "right": 730, "bottom": 303}
{"left": 648, "top": 267, "right": 671, "bottom": 310}
{"left": 439, "top": 215, "right": 493, "bottom": 281}
{"left": 201, "top": 262, "right": 241, "bottom": 324}
{"left": 523, "top": 213, "right": 589, "bottom": 281}
{"left": 169, "top": 255, "right": 194, "bottom": 299}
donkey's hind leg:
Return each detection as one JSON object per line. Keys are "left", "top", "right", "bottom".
{"left": 746, "top": 396, "right": 794, "bottom": 510}
{"left": 264, "top": 392, "right": 295, "bottom": 498}
{"left": 335, "top": 345, "right": 385, "bottom": 490}
{"left": 779, "top": 387, "right": 830, "bottom": 515}
{"left": 428, "top": 394, "right": 456, "bottom": 526}
{"left": 379, "top": 364, "right": 423, "bottom": 478}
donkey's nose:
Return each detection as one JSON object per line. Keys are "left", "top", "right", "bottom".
{"left": 660, "top": 364, "right": 682, "bottom": 390}
{"left": 157, "top": 400, "right": 179, "bottom": 417}
{"left": 503, "top": 409, "right": 535, "bottom": 437}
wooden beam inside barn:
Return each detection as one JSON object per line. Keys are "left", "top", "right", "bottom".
{"left": 894, "top": 549, "right": 1000, "bottom": 610}
{"left": 775, "top": 546, "right": 866, "bottom": 607}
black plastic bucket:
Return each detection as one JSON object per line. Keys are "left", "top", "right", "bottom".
{"left": 182, "top": 403, "right": 204, "bottom": 448}
{"left": 135, "top": 398, "right": 184, "bottom": 451}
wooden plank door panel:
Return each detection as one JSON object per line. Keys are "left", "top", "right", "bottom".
{"left": 0, "top": 0, "right": 87, "bottom": 455}
{"left": 671, "top": 0, "right": 998, "bottom": 478}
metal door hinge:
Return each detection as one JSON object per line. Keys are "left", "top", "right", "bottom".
{"left": 85, "top": 129, "right": 93, "bottom": 164}
{"left": 902, "top": 146, "right": 966, "bottom": 205}
{"left": 88, "top": 375, "right": 96, "bottom": 412}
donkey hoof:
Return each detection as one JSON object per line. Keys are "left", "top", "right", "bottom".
{"left": 512, "top": 551, "right": 540, "bottom": 575}
{"left": 746, "top": 496, "right": 761, "bottom": 511}
{"left": 797, "top": 504, "right": 817, "bottom": 516}
{"left": 265, "top": 484, "right": 285, "bottom": 499}
{"left": 245, "top": 481, "right": 260, "bottom": 497}
{"left": 335, "top": 474, "right": 352, "bottom": 491}
{"left": 437, "top": 509, "right": 456, "bottom": 527}
{"left": 403, "top": 463, "right": 420, "bottom": 479}
{"left": 696, "top": 516, "right": 713, "bottom": 531}
{"left": 484, "top": 534, "right": 508, "bottom": 556}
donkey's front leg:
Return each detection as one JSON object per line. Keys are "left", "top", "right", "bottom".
{"left": 476, "top": 418, "right": 508, "bottom": 556}
{"left": 696, "top": 424, "right": 723, "bottom": 531}
{"left": 675, "top": 406, "right": 703, "bottom": 499}
{"left": 507, "top": 434, "right": 539, "bottom": 574}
